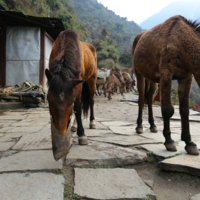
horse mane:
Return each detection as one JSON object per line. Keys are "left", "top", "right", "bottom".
{"left": 48, "top": 30, "right": 81, "bottom": 98}
{"left": 180, "top": 15, "right": 200, "bottom": 34}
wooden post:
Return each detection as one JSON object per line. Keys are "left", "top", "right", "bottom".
{"left": 39, "top": 27, "right": 45, "bottom": 87}
{"left": 0, "top": 21, "right": 6, "bottom": 87}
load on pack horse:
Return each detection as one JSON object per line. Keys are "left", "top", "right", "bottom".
{"left": 45, "top": 30, "right": 97, "bottom": 161}
{"left": 133, "top": 15, "right": 200, "bottom": 156}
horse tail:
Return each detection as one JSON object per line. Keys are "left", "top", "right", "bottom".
{"left": 81, "top": 82, "right": 90, "bottom": 118}
{"left": 144, "top": 79, "right": 150, "bottom": 105}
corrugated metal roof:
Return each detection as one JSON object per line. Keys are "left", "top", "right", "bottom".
{"left": 0, "top": 9, "right": 65, "bottom": 40}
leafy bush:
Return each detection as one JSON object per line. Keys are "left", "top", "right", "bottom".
{"left": 98, "top": 59, "right": 115, "bottom": 69}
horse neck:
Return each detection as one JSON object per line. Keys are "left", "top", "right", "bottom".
{"left": 113, "top": 75, "right": 123, "bottom": 87}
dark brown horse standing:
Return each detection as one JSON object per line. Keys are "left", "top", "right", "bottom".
{"left": 132, "top": 15, "right": 200, "bottom": 155}
{"left": 46, "top": 30, "right": 97, "bottom": 160}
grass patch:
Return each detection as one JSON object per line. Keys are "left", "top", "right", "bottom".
{"left": 73, "top": 193, "right": 81, "bottom": 199}
{"left": 64, "top": 185, "right": 71, "bottom": 198}
{"left": 148, "top": 157, "right": 156, "bottom": 163}
{"left": 53, "top": 169, "right": 64, "bottom": 175}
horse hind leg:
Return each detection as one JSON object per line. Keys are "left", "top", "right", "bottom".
{"left": 178, "top": 76, "right": 199, "bottom": 155}
{"left": 135, "top": 72, "right": 145, "bottom": 134}
{"left": 147, "top": 81, "right": 158, "bottom": 132}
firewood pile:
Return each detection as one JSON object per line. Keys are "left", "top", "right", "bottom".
{"left": 0, "top": 81, "right": 47, "bottom": 108}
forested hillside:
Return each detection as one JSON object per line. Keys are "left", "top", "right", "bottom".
{"left": 68, "top": 0, "right": 142, "bottom": 69}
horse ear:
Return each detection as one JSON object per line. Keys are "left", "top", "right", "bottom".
{"left": 45, "top": 69, "right": 53, "bottom": 82}
{"left": 72, "top": 79, "right": 84, "bottom": 87}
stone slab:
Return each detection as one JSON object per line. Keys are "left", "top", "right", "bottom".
{"left": 74, "top": 168, "right": 156, "bottom": 200}
{"left": 0, "top": 125, "right": 44, "bottom": 133}
{"left": 141, "top": 132, "right": 181, "bottom": 143}
{"left": 144, "top": 180, "right": 154, "bottom": 189}
{"left": 73, "top": 129, "right": 113, "bottom": 138}
{"left": 120, "top": 98, "right": 138, "bottom": 102}
{"left": 12, "top": 130, "right": 52, "bottom": 150}
{"left": 101, "top": 121, "right": 134, "bottom": 127}
{"left": 11, "top": 119, "right": 50, "bottom": 127}
{"left": 109, "top": 125, "right": 145, "bottom": 136}
{"left": 0, "top": 115, "right": 26, "bottom": 120}
{"left": 158, "top": 153, "right": 200, "bottom": 176}
{"left": 82, "top": 120, "right": 109, "bottom": 130}
{"left": 0, "top": 142, "right": 15, "bottom": 151}
{"left": 0, "top": 150, "right": 17, "bottom": 159}
{"left": 0, "top": 150, "right": 62, "bottom": 172}
{"left": 89, "top": 135, "right": 156, "bottom": 146}
{"left": 190, "top": 193, "right": 200, "bottom": 200}
{"left": 0, "top": 173, "right": 64, "bottom": 200}
{"left": 66, "top": 141, "right": 147, "bottom": 167}
{"left": 140, "top": 144, "right": 183, "bottom": 159}
{"left": 95, "top": 117, "right": 112, "bottom": 122}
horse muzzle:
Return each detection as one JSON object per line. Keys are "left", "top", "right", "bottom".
{"left": 51, "top": 117, "right": 72, "bottom": 161}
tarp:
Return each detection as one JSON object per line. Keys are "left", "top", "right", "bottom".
{"left": 6, "top": 26, "right": 41, "bottom": 86}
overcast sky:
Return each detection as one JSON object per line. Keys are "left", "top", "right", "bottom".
{"left": 97, "top": 0, "right": 192, "bottom": 24}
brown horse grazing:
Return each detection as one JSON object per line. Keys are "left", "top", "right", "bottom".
{"left": 132, "top": 15, "right": 200, "bottom": 155}
{"left": 45, "top": 30, "right": 97, "bottom": 160}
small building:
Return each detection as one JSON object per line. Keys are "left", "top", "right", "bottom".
{"left": 0, "top": 5, "right": 64, "bottom": 88}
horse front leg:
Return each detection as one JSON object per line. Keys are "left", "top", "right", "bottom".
{"left": 178, "top": 75, "right": 199, "bottom": 155}
{"left": 160, "top": 74, "right": 176, "bottom": 151}
{"left": 74, "top": 98, "right": 88, "bottom": 145}
{"left": 135, "top": 72, "right": 145, "bottom": 134}
{"left": 148, "top": 81, "right": 158, "bottom": 132}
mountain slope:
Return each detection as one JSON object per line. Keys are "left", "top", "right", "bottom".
{"left": 68, "top": 0, "right": 142, "bottom": 49}
{"left": 140, "top": 1, "right": 200, "bottom": 30}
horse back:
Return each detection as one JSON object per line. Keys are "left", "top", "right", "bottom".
{"left": 133, "top": 15, "right": 196, "bottom": 82}
{"left": 79, "top": 41, "right": 97, "bottom": 81}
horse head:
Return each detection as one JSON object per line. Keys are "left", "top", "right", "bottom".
{"left": 111, "top": 68, "right": 125, "bottom": 84}
{"left": 45, "top": 59, "right": 83, "bottom": 161}
{"left": 123, "top": 72, "right": 133, "bottom": 84}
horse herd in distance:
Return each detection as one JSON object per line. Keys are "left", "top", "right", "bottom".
{"left": 96, "top": 68, "right": 136, "bottom": 100}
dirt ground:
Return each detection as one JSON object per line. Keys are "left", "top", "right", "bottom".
{"left": 63, "top": 92, "right": 200, "bottom": 200}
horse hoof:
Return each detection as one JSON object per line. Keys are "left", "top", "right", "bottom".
{"left": 71, "top": 126, "right": 77, "bottom": 132}
{"left": 150, "top": 126, "right": 158, "bottom": 133}
{"left": 78, "top": 136, "right": 88, "bottom": 145}
{"left": 185, "top": 143, "right": 199, "bottom": 155}
{"left": 90, "top": 124, "right": 96, "bottom": 129}
{"left": 165, "top": 142, "right": 177, "bottom": 152}
{"left": 136, "top": 127, "right": 143, "bottom": 134}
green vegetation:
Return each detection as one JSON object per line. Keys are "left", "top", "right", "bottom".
{"left": 0, "top": 0, "right": 89, "bottom": 41}
{"left": 147, "top": 157, "right": 156, "bottom": 163}
{"left": 64, "top": 185, "right": 71, "bottom": 198}
{"left": 68, "top": 0, "right": 142, "bottom": 69}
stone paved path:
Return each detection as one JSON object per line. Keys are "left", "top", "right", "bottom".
{"left": 0, "top": 101, "right": 200, "bottom": 200}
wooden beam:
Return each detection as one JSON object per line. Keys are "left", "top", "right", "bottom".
{"left": 39, "top": 27, "right": 45, "bottom": 87}
{"left": 45, "top": 31, "right": 54, "bottom": 42}
{"left": 0, "top": 20, "right": 6, "bottom": 87}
